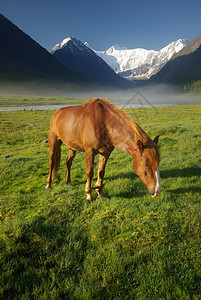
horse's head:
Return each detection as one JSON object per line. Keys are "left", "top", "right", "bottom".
{"left": 133, "top": 136, "right": 161, "bottom": 197}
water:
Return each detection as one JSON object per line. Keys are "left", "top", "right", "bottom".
{"left": 0, "top": 95, "right": 200, "bottom": 111}
{"left": 0, "top": 104, "right": 78, "bottom": 111}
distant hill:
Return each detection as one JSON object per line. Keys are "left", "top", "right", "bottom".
{"left": 0, "top": 14, "right": 84, "bottom": 89}
{"left": 52, "top": 37, "right": 134, "bottom": 89}
{"left": 149, "top": 33, "right": 201, "bottom": 85}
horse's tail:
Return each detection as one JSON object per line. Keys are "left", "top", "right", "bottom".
{"left": 52, "top": 140, "right": 62, "bottom": 180}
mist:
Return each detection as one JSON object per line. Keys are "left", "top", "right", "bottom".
{"left": 65, "top": 83, "right": 201, "bottom": 107}
{"left": 0, "top": 81, "right": 201, "bottom": 108}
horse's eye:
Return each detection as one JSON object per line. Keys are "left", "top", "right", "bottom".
{"left": 145, "top": 163, "right": 149, "bottom": 168}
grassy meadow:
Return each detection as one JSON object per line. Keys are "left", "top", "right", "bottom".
{"left": 0, "top": 94, "right": 89, "bottom": 107}
{"left": 0, "top": 100, "right": 201, "bottom": 299}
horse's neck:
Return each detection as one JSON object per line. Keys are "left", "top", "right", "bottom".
{"left": 108, "top": 115, "right": 137, "bottom": 155}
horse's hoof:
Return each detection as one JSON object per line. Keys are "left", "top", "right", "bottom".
{"left": 86, "top": 194, "right": 93, "bottom": 201}
{"left": 97, "top": 193, "right": 104, "bottom": 199}
{"left": 45, "top": 184, "right": 51, "bottom": 189}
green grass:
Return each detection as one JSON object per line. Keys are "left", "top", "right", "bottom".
{"left": 0, "top": 94, "right": 89, "bottom": 107}
{"left": 0, "top": 104, "right": 201, "bottom": 299}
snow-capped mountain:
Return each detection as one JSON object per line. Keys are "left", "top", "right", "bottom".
{"left": 95, "top": 39, "right": 189, "bottom": 80}
{"left": 51, "top": 37, "right": 133, "bottom": 88}
{"left": 51, "top": 37, "right": 93, "bottom": 54}
{"left": 150, "top": 33, "right": 201, "bottom": 85}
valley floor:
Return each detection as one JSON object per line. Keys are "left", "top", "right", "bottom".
{"left": 0, "top": 103, "right": 201, "bottom": 299}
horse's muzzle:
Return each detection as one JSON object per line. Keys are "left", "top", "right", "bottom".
{"left": 151, "top": 189, "right": 161, "bottom": 197}
{"left": 151, "top": 168, "right": 161, "bottom": 197}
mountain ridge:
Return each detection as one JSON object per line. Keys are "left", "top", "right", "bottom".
{"left": 52, "top": 37, "right": 134, "bottom": 89}
{"left": 1, "top": 12, "right": 200, "bottom": 93}
{"left": 0, "top": 14, "right": 85, "bottom": 87}
{"left": 149, "top": 33, "right": 201, "bottom": 85}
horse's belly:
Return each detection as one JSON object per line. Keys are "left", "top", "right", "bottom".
{"left": 56, "top": 115, "right": 84, "bottom": 151}
{"left": 61, "top": 134, "right": 85, "bottom": 152}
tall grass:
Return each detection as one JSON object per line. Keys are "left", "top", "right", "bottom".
{"left": 0, "top": 104, "right": 201, "bottom": 299}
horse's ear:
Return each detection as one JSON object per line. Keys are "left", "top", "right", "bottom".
{"left": 153, "top": 135, "right": 159, "bottom": 145}
{"left": 137, "top": 140, "right": 144, "bottom": 152}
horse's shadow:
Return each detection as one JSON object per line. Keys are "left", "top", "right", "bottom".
{"left": 105, "top": 171, "right": 137, "bottom": 181}
{"left": 168, "top": 186, "right": 201, "bottom": 195}
{"left": 161, "top": 167, "right": 201, "bottom": 195}
{"left": 104, "top": 167, "right": 201, "bottom": 198}
{"left": 106, "top": 167, "right": 201, "bottom": 181}
{"left": 160, "top": 167, "right": 201, "bottom": 179}
{"left": 103, "top": 171, "right": 145, "bottom": 198}
{"left": 59, "top": 167, "right": 201, "bottom": 199}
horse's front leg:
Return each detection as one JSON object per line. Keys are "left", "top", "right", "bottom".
{"left": 66, "top": 149, "right": 76, "bottom": 185}
{"left": 85, "top": 148, "right": 95, "bottom": 200}
{"left": 95, "top": 149, "right": 113, "bottom": 197}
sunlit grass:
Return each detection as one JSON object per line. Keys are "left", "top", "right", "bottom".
{"left": 0, "top": 104, "right": 201, "bottom": 299}
{"left": 0, "top": 94, "right": 89, "bottom": 107}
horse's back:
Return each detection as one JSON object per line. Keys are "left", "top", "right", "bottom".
{"left": 52, "top": 99, "right": 106, "bottom": 131}
{"left": 49, "top": 99, "right": 111, "bottom": 152}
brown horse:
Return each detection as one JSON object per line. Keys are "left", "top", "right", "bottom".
{"left": 46, "top": 98, "right": 161, "bottom": 199}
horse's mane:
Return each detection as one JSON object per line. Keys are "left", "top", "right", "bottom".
{"left": 89, "top": 98, "right": 150, "bottom": 143}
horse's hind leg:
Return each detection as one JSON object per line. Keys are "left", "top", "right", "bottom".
{"left": 46, "top": 137, "right": 62, "bottom": 189}
{"left": 66, "top": 149, "right": 76, "bottom": 185}
{"left": 95, "top": 149, "right": 113, "bottom": 197}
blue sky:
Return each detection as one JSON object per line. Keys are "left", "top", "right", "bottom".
{"left": 1, "top": 0, "right": 201, "bottom": 51}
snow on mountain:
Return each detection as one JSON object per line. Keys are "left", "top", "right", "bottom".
{"left": 51, "top": 37, "right": 92, "bottom": 54}
{"left": 95, "top": 39, "right": 189, "bottom": 80}
{"left": 51, "top": 37, "right": 189, "bottom": 81}
{"left": 51, "top": 44, "right": 59, "bottom": 53}
{"left": 96, "top": 46, "right": 157, "bottom": 73}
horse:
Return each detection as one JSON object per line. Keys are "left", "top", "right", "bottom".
{"left": 46, "top": 98, "right": 161, "bottom": 200}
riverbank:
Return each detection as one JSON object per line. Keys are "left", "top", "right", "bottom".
{"left": 0, "top": 93, "right": 201, "bottom": 111}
